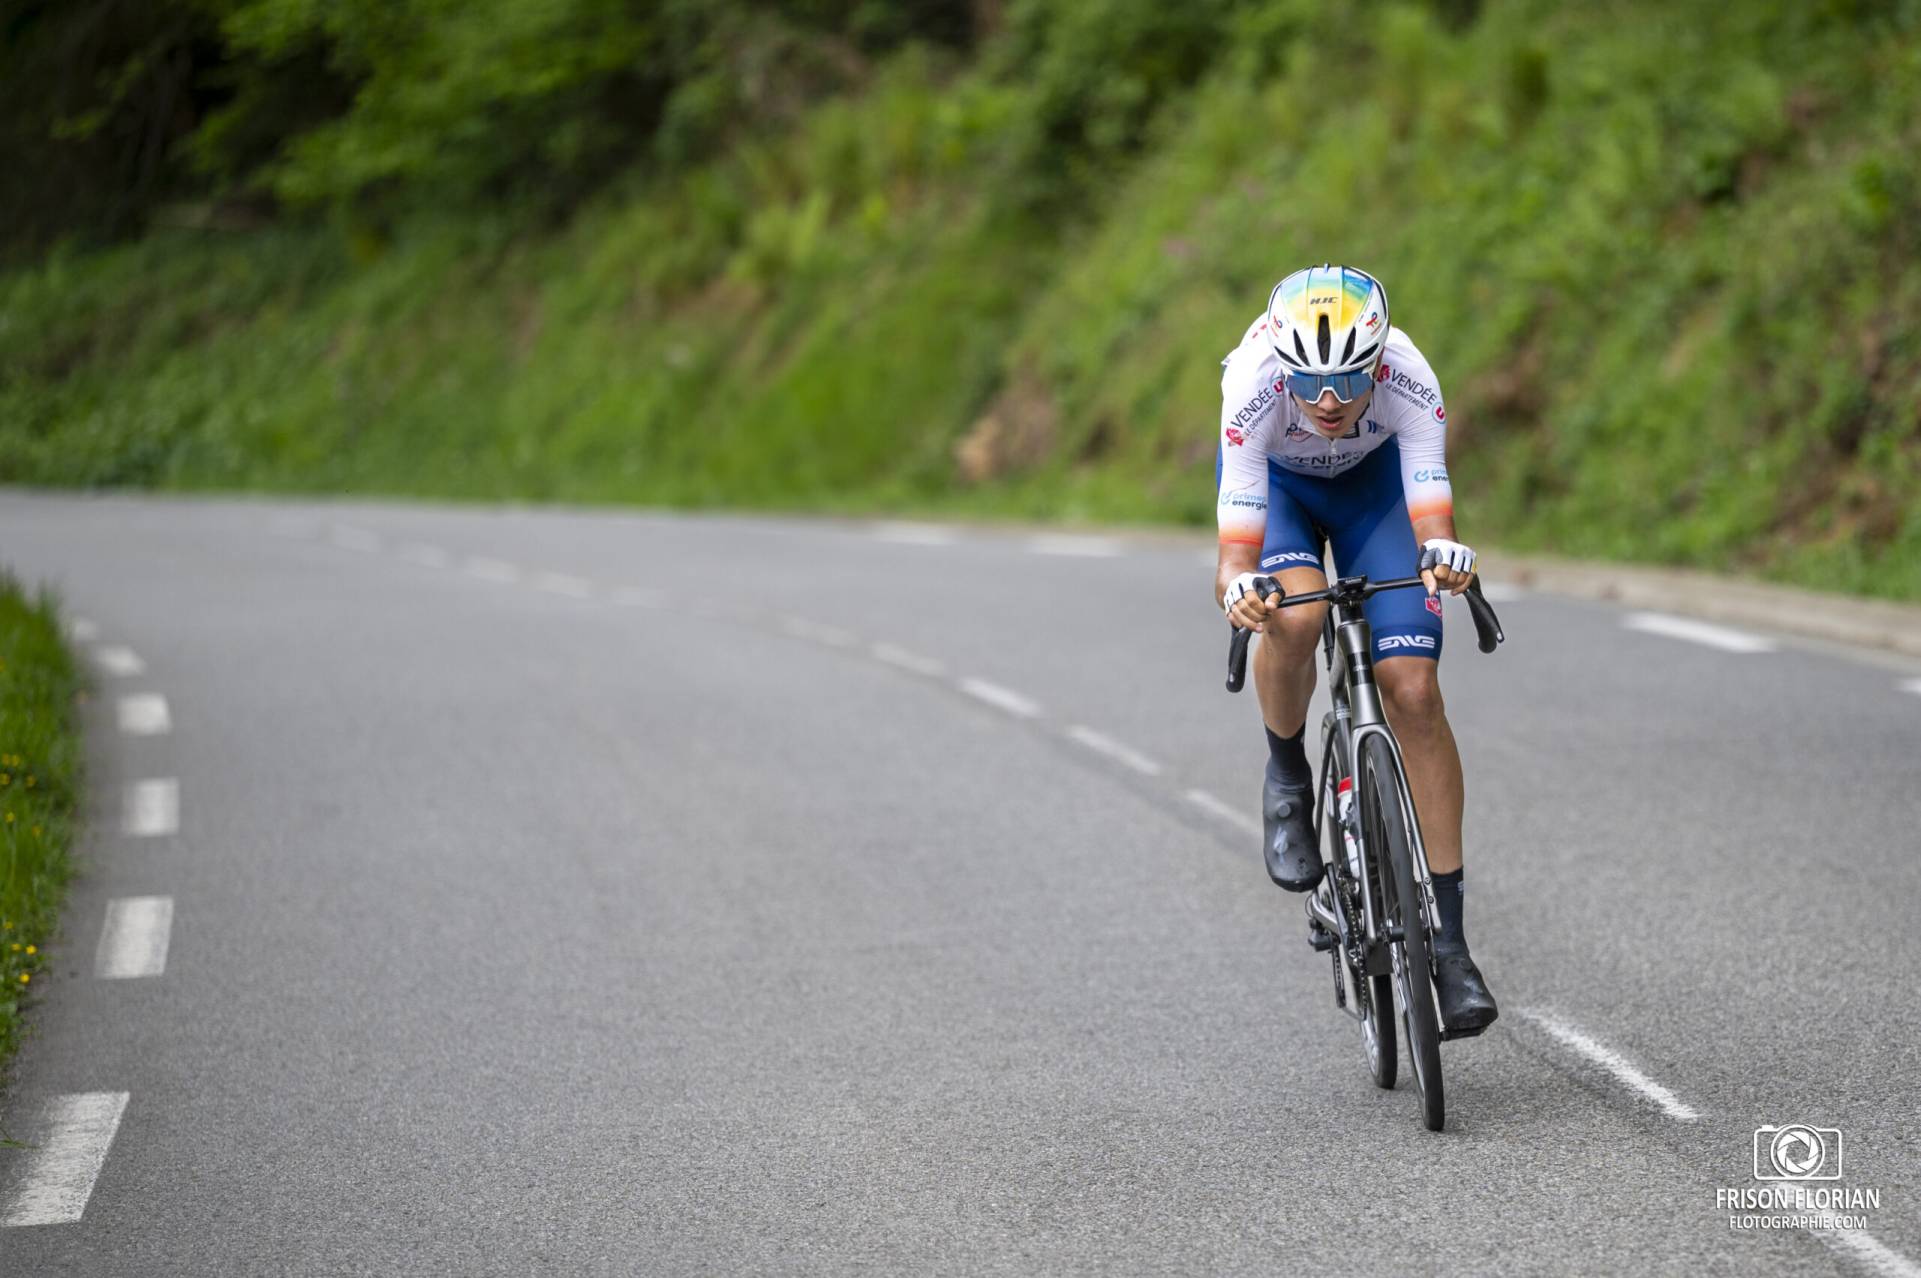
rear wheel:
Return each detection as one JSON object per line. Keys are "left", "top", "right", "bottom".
{"left": 1361, "top": 735, "right": 1443, "bottom": 1131}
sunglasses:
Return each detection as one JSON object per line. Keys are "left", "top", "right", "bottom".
{"left": 1283, "top": 366, "right": 1377, "bottom": 404}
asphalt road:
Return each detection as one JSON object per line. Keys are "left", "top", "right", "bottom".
{"left": 1, "top": 492, "right": 1917, "bottom": 1275}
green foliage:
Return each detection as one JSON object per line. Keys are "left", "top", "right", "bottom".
{"left": 0, "top": 575, "right": 83, "bottom": 1066}
{"left": 4, "top": 0, "right": 1921, "bottom": 599}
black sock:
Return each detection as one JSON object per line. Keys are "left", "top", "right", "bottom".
{"left": 1432, "top": 868, "right": 1466, "bottom": 952}
{"left": 1264, "top": 725, "right": 1313, "bottom": 790}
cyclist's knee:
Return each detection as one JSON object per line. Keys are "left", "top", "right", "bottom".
{"left": 1378, "top": 658, "right": 1445, "bottom": 723}
{"left": 1257, "top": 603, "right": 1325, "bottom": 660}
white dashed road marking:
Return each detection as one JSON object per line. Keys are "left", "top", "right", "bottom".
{"left": 1815, "top": 1227, "right": 1921, "bottom": 1278}
{"left": 399, "top": 542, "right": 450, "bottom": 568}
{"left": 873, "top": 522, "right": 959, "bottom": 546}
{"left": 1184, "top": 788, "right": 1261, "bottom": 837}
{"left": 871, "top": 643, "right": 946, "bottom": 678}
{"left": 95, "top": 896, "right": 174, "bottom": 979}
{"left": 94, "top": 646, "right": 145, "bottom": 677}
{"left": 0, "top": 1092, "right": 131, "bottom": 1227}
{"left": 465, "top": 557, "right": 520, "bottom": 583}
{"left": 1064, "top": 726, "right": 1163, "bottom": 776}
{"left": 609, "top": 587, "right": 664, "bottom": 608}
{"left": 534, "top": 572, "right": 593, "bottom": 598}
{"left": 1622, "top": 612, "right": 1776, "bottom": 654}
{"left": 779, "top": 617, "right": 857, "bottom": 648}
{"left": 1027, "top": 534, "right": 1124, "bottom": 558}
{"left": 69, "top": 618, "right": 100, "bottom": 642}
{"left": 1517, "top": 1009, "right": 1700, "bottom": 1120}
{"left": 116, "top": 694, "right": 171, "bottom": 736}
{"left": 329, "top": 525, "right": 381, "bottom": 553}
{"left": 1899, "top": 678, "right": 1921, "bottom": 697}
{"left": 958, "top": 678, "right": 1041, "bottom": 720}
{"left": 123, "top": 779, "right": 179, "bottom": 837}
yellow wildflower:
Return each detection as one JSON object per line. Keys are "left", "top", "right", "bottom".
{"left": 24, "top": 945, "right": 34, "bottom": 956}
{"left": 17, "top": 973, "right": 27, "bottom": 985}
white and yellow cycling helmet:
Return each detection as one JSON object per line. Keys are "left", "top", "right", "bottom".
{"left": 1267, "top": 264, "right": 1390, "bottom": 402}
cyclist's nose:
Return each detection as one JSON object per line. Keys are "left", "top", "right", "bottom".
{"left": 1313, "top": 389, "right": 1343, "bottom": 413}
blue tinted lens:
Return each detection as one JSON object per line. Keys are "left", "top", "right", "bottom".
{"left": 1286, "top": 368, "right": 1374, "bottom": 403}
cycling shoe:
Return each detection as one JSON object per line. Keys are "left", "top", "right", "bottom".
{"left": 1263, "top": 761, "right": 1322, "bottom": 892}
{"left": 1432, "top": 949, "right": 1499, "bottom": 1034}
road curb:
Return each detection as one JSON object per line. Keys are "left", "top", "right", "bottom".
{"left": 1486, "top": 551, "right": 1921, "bottom": 661}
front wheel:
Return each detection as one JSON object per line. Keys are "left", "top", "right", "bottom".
{"left": 1361, "top": 735, "right": 1443, "bottom": 1131}
{"left": 1323, "top": 716, "right": 1394, "bottom": 1088}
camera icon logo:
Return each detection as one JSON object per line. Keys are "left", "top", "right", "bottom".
{"left": 1753, "top": 1124, "right": 1843, "bottom": 1181}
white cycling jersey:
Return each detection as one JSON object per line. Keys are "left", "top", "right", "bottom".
{"left": 1216, "top": 313, "right": 1454, "bottom": 548}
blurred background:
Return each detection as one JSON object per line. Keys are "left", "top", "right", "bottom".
{"left": 2, "top": 0, "right": 1918, "bottom": 597}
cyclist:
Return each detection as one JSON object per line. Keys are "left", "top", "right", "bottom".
{"left": 1214, "top": 263, "right": 1496, "bottom": 1033}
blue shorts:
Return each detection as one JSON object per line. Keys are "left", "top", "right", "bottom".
{"left": 1218, "top": 437, "right": 1443, "bottom": 662}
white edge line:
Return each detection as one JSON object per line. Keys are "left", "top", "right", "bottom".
{"left": 93, "top": 646, "right": 145, "bottom": 677}
{"left": 609, "top": 587, "right": 664, "bottom": 608}
{"left": 871, "top": 643, "right": 946, "bottom": 678}
{"left": 1623, "top": 611, "right": 1776, "bottom": 654}
{"left": 464, "top": 557, "right": 520, "bottom": 583}
{"left": 1898, "top": 677, "right": 1921, "bottom": 696}
{"left": 1064, "top": 725, "right": 1163, "bottom": 776}
{"left": 69, "top": 618, "right": 100, "bottom": 642}
{"left": 873, "top": 523, "right": 959, "bottom": 546}
{"left": 115, "top": 694, "right": 171, "bottom": 736}
{"left": 1, "top": 1092, "right": 131, "bottom": 1226}
{"left": 1027, "top": 535, "right": 1124, "bottom": 558}
{"left": 1184, "top": 788, "right": 1262, "bottom": 837}
{"left": 534, "top": 572, "right": 594, "bottom": 598}
{"left": 1815, "top": 1226, "right": 1921, "bottom": 1278}
{"left": 123, "top": 778, "right": 179, "bottom": 838}
{"left": 957, "top": 678, "right": 1041, "bottom": 719}
{"left": 398, "top": 543, "right": 450, "bottom": 568}
{"left": 329, "top": 525, "right": 381, "bottom": 552}
{"left": 1518, "top": 1009, "right": 1701, "bottom": 1121}
{"left": 96, "top": 896, "right": 174, "bottom": 979}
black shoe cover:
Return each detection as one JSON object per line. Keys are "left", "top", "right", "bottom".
{"left": 1262, "top": 761, "right": 1322, "bottom": 892}
{"left": 1432, "top": 949, "right": 1499, "bottom": 1034}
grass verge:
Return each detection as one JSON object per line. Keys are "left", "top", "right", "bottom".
{"left": 0, "top": 571, "right": 83, "bottom": 1072}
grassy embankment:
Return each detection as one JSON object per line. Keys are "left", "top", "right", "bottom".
{"left": 2, "top": 3, "right": 1919, "bottom": 596}
{"left": 0, "top": 575, "right": 82, "bottom": 1070}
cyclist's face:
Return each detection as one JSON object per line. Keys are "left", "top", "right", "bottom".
{"left": 1294, "top": 386, "right": 1373, "bottom": 437}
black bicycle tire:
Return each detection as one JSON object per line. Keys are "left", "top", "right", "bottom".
{"left": 1361, "top": 734, "right": 1444, "bottom": 1131}
{"left": 1325, "top": 715, "right": 1396, "bottom": 1089}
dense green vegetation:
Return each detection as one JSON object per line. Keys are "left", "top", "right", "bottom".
{"left": 3, "top": 0, "right": 1920, "bottom": 596}
{"left": 0, "top": 576, "right": 82, "bottom": 1068}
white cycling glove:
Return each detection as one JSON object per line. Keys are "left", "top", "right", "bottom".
{"left": 1223, "top": 571, "right": 1271, "bottom": 619}
{"left": 1419, "top": 538, "right": 1477, "bottom": 578}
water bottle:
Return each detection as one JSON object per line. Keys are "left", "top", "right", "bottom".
{"left": 1336, "top": 777, "right": 1362, "bottom": 881}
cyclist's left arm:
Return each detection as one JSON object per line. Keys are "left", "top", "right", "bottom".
{"left": 1390, "top": 369, "right": 1474, "bottom": 594}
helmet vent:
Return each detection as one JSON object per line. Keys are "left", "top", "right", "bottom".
{"left": 1317, "top": 315, "right": 1332, "bottom": 363}
{"left": 1354, "top": 341, "right": 1380, "bottom": 366}
{"left": 1292, "top": 331, "right": 1309, "bottom": 364}
{"left": 1341, "top": 328, "right": 1357, "bottom": 365}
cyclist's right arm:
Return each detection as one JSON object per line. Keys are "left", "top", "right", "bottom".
{"left": 1216, "top": 343, "right": 1280, "bottom": 622}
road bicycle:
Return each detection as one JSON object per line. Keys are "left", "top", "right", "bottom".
{"left": 1226, "top": 572, "right": 1504, "bottom": 1131}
